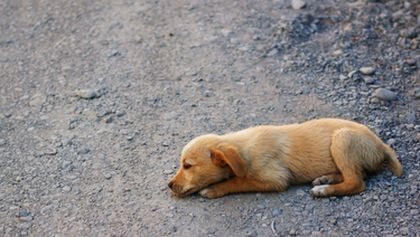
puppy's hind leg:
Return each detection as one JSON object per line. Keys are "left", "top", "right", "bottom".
{"left": 311, "top": 128, "right": 367, "bottom": 197}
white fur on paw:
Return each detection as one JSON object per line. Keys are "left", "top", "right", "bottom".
{"left": 310, "top": 185, "right": 330, "bottom": 197}
{"left": 199, "top": 188, "right": 209, "bottom": 197}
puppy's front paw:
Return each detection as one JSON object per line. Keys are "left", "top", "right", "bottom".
{"left": 199, "top": 188, "right": 224, "bottom": 199}
{"left": 310, "top": 185, "right": 330, "bottom": 197}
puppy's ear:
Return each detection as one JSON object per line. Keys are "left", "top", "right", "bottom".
{"left": 210, "top": 144, "right": 246, "bottom": 178}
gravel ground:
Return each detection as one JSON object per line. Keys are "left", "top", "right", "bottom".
{"left": 1, "top": 0, "right": 419, "bottom": 236}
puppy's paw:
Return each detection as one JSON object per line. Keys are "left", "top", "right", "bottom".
{"left": 310, "top": 185, "right": 330, "bottom": 197}
{"left": 312, "top": 176, "right": 333, "bottom": 186}
{"left": 199, "top": 188, "right": 223, "bottom": 199}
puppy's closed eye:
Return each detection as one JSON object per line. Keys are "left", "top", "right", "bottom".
{"left": 183, "top": 163, "right": 192, "bottom": 169}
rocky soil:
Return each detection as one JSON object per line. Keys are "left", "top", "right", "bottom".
{"left": 0, "top": 0, "right": 419, "bottom": 236}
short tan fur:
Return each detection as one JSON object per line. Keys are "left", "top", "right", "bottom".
{"left": 168, "top": 118, "right": 403, "bottom": 198}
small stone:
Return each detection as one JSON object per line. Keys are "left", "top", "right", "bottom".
{"left": 363, "top": 76, "right": 375, "bottom": 84}
{"left": 62, "top": 186, "right": 72, "bottom": 192}
{"left": 77, "top": 148, "right": 90, "bottom": 155}
{"left": 75, "top": 89, "right": 100, "bottom": 99}
{"left": 405, "top": 58, "right": 417, "bottom": 66}
{"left": 170, "top": 226, "right": 177, "bottom": 232}
{"left": 116, "top": 111, "right": 126, "bottom": 117}
{"left": 410, "top": 209, "right": 419, "bottom": 215}
{"left": 0, "top": 139, "right": 6, "bottom": 146}
{"left": 400, "top": 227, "right": 409, "bottom": 235}
{"left": 296, "top": 190, "right": 305, "bottom": 196}
{"left": 400, "top": 28, "right": 417, "bottom": 39}
{"left": 412, "top": 87, "right": 420, "bottom": 99}
{"left": 267, "top": 48, "right": 278, "bottom": 57}
{"left": 43, "top": 147, "right": 57, "bottom": 155}
{"left": 359, "top": 67, "right": 375, "bottom": 75}
{"left": 163, "top": 169, "right": 173, "bottom": 175}
{"left": 272, "top": 208, "right": 283, "bottom": 217}
{"left": 126, "top": 135, "right": 134, "bottom": 141}
{"left": 19, "top": 215, "right": 33, "bottom": 222}
{"left": 392, "top": 10, "right": 404, "bottom": 19}
{"left": 387, "top": 138, "right": 396, "bottom": 146}
{"left": 339, "top": 74, "right": 347, "bottom": 80}
{"left": 18, "top": 209, "right": 31, "bottom": 218}
{"left": 373, "top": 88, "right": 397, "bottom": 101}
{"left": 204, "top": 90, "right": 214, "bottom": 97}
{"left": 347, "top": 70, "right": 358, "bottom": 78}
{"left": 162, "top": 141, "right": 170, "bottom": 147}
{"left": 332, "top": 49, "right": 343, "bottom": 56}
{"left": 221, "top": 29, "right": 231, "bottom": 37}
{"left": 245, "top": 230, "right": 257, "bottom": 237}
{"left": 29, "top": 93, "right": 46, "bottom": 107}
{"left": 103, "top": 172, "right": 112, "bottom": 180}
{"left": 105, "top": 116, "right": 113, "bottom": 123}
{"left": 108, "top": 50, "right": 121, "bottom": 57}
{"left": 291, "top": 0, "right": 306, "bottom": 10}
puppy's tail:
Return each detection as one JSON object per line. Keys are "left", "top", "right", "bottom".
{"left": 384, "top": 145, "right": 403, "bottom": 177}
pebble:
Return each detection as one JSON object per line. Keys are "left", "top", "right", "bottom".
{"left": 400, "top": 28, "right": 417, "bottom": 39}
{"left": 359, "top": 67, "right": 375, "bottom": 75}
{"left": 0, "top": 139, "right": 6, "bottom": 146}
{"left": 332, "top": 49, "right": 343, "bottom": 56}
{"left": 19, "top": 215, "right": 33, "bottom": 222}
{"left": 103, "top": 172, "right": 113, "bottom": 180}
{"left": 204, "top": 90, "right": 214, "bottom": 97}
{"left": 78, "top": 147, "right": 91, "bottom": 155}
{"left": 347, "top": 70, "right": 358, "bottom": 78}
{"left": 75, "top": 89, "right": 100, "bottom": 99}
{"left": 363, "top": 77, "right": 375, "bottom": 84}
{"left": 373, "top": 88, "right": 397, "bottom": 101}
{"left": 267, "top": 48, "right": 278, "bottom": 57}
{"left": 412, "top": 87, "right": 420, "bottom": 99}
{"left": 169, "top": 225, "right": 177, "bottom": 232}
{"left": 400, "top": 227, "right": 409, "bottom": 235}
{"left": 410, "top": 209, "right": 418, "bottom": 215}
{"left": 108, "top": 50, "right": 121, "bottom": 57}
{"left": 162, "top": 141, "right": 170, "bottom": 147}
{"left": 405, "top": 58, "right": 416, "bottom": 66}
{"left": 221, "top": 28, "right": 231, "bottom": 37}
{"left": 289, "top": 228, "right": 297, "bottom": 235}
{"left": 339, "top": 74, "right": 347, "bottom": 80}
{"left": 291, "top": 0, "right": 306, "bottom": 10}
{"left": 29, "top": 93, "right": 46, "bottom": 107}
{"left": 43, "top": 147, "right": 57, "bottom": 156}
{"left": 18, "top": 208, "right": 31, "bottom": 217}
{"left": 116, "top": 111, "right": 126, "bottom": 117}
{"left": 163, "top": 169, "right": 173, "bottom": 175}
{"left": 387, "top": 138, "right": 396, "bottom": 146}
{"left": 272, "top": 208, "right": 283, "bottom": 217}
{"left": 62, "top": 186, "right": 72, "bottom": 192}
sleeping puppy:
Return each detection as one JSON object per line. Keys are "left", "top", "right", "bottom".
{"left": 168, "top": 118, "right": 403, "bottom": 198}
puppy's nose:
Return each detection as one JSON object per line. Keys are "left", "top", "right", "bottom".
{"left": 168, "top": 181, "right": 174, "bottom": 189}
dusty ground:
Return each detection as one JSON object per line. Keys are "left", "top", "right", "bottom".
{"left": 0, "top": 0, "right": 419, "bottom": 236}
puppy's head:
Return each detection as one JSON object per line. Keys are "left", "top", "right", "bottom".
{"left": 168, "top": 134, "right": 246, "bottom": 197}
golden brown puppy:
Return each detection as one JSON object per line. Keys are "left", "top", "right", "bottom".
{"left": 168, "top": 118, "right": 402, "bottom": 198}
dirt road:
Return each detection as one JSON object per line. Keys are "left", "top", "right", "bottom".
{"left": 1, "top": 0, "right": 419, "bottom": 236}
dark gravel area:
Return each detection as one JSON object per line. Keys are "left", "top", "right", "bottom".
{"left": 0, "top": 0, "right": 419, "bottom": 236}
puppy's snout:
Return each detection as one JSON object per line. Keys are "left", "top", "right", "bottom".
{"left": 168, "top": 180, "right": 174, "bottom": 189}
